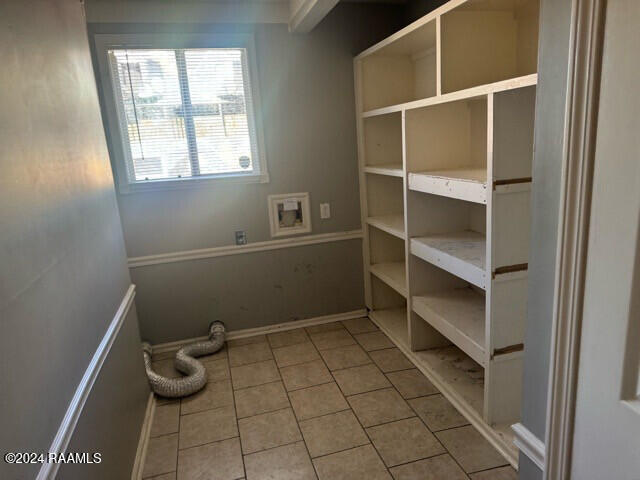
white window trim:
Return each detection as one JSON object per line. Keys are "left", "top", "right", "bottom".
{"left": 94, "top": 33, "right": 269, "bottom": 194}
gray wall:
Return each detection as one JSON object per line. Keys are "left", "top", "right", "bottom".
{"left": 60, "top": 306, "right": 149, "bottom": 479}
{"left": 0, "top": 1, "right": 148, "bottom": 478}
{"left": 132, "top": 240, "right": 364, "bottom": 343}
{"left": 88, "top": 3, "right": 404, "bottom": 343}
{"left": 519, "top": 0, "right": 573, "bottom": 478}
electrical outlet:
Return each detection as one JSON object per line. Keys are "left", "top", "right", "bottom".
{"left": 320, "top": 203, "right": 331, "bottom": 219}
{"left": 235, "top": 230, "right": 247, "bottom": 245}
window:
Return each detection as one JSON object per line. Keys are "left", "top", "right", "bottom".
{"left": 97, "top": 34, "right": 268, "bottom": 192}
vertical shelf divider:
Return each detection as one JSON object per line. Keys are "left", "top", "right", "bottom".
{"left": 354, "top": 0, "right": 539, "bottom": 469}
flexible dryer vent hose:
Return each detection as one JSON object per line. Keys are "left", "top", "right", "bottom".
{"left": 142, "top": 321, "right": 226, "bottom": 398}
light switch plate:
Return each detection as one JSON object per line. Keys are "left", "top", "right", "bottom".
{"left": 320, "top": 203, "right": 331, "bottom": 219}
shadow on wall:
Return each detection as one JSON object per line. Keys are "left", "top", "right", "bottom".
{"left": 403, "top": 0, "right": 451, "bottom": 23}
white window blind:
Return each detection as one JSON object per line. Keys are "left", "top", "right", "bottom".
{"left": 108, "top": 48, "right": 261, "bottom": 184}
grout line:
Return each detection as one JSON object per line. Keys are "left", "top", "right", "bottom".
{"left": 242, "top": 438, "right": 300, "bottom": 457}
{"left": 312, "top": 338, "right": 393, "bottom": 477}
{"left": 431, "top": 423, "right": 472, "bottom": 433}
{"left": 310, "top": 340, "right": 362, "bottom": 354}
{"left": 384, "top": 450, "right": 459, "bottom": 471}
{"left": 366, "top": 313, "right": 507, "bottom": 472}
{"left": 384, "top": 380, "right": 467, "bottom": 474}
{"left": 229, "top": 359, "right": 280, "bottom": 390}
{"left": 377, "top": 366, "right": 417, "bottom": 374}
{"left": 285, "top": 375, "right": 391, "bottom": 404}
{"left": 147, "top": 325, "right": 491, "bottom": 478}
{"left": 362, "top": 413, "right": 418, "bottom": 431}
{"left": 466, "top": 464, "right": 512, "bottom": 475}
{"left": 342, "top": 383, "right": 397, "bottom": 398}
{"left": 274, "top": 358, "right": 323, "bottom": 369}
{"left": 177, "top": 432, "right": 239, "bottom": 452}
{"left": 403, "top": 393, "right": 470, "bottom": 433}
{"left": 275, "top": 351, "right": 322, "bottom": 480}
{"left": 229, "top": 356, "right": 247, "bottom": 480}
{"left": 285, "top": 379, "right": 335, "bottom": 393}
{"left": 232, "top": 378, "right": 283, "bottom": 393}
{"left": 268, "top": 340, "right": 311, "bottom": 350}
{"left": 378, "top": 350, "right": 477, "bottom": 477}
{"left": 176, "top": 435, "right": 241, "bottom": 454}
{"left": 232, "top": 378, "right": 281, "bottom": 391}
{"left": 432, "top": 424, "right": 508, "bottom": 475}
{"left": 339, "top": 318, "right": 380, "bottom": 336}
{"left": 312, "top": 341, "right": 358, "bottom": 353}
{"left": 322, "top": 359, "right": 374, "bottom": 373}
{"left": 277, "top": 357, "right": 335, "bottom": 392}
{"left": 278, "top": 356, "right": 322, "bottom": 368}
{"left": 179, "top": 401, "right": 234, "bottom": 419}
{"left": 386, "top": 452, "right": 474, "bottom": 478}
{"left": 295, "top": 406, "right": 353, "bottom": 424}
{"left": 266, "top": 331, "right": 312, "bottom": 349}
{"left": 309, "top": 442, "right": 373, "bottom": 461}
{"left": 337, "top": 329, "right": 468, "bottom": 475}
{"left": 270, "top": 339, "right": 316, "bottom": 352}
{"left": 236, "top": 405, "right": 291, "bottom": 422}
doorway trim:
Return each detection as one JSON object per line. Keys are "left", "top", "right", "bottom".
{"left": 543, "top": 0, "right": 607, "bottom": 478}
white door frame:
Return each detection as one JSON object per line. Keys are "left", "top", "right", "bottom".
{"left": 543, "top": 0, "right": 607, "bottom": 478}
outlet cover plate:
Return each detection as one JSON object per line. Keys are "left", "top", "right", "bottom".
{"left": 320, "top": 203, "right": 331, "bottom": 219}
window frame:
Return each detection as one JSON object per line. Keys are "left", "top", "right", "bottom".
{"left": 94, "top": 33, "right": 269, "bottom": 194}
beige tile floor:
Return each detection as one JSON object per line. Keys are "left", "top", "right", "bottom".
{"left": 142, "top": 318, "right": 517, "bottom": 480}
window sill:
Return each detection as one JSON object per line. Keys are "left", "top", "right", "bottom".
{"left": 118, "top": 172, "right": 270, "bottom": 195}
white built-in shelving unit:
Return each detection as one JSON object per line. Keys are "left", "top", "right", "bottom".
{"left": 355, "top": 0, "right": 539, "bottom": 468}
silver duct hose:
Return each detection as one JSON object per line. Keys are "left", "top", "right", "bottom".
{"left": 142, "top": 321, "right": 226, "bottom": 398}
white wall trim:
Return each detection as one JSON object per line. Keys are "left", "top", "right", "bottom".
{"left": 512, "top": 423, "right": 546, "bottom": 471}
{"left": 130, "top": 393, "right": 155, "bottom": 480}
{"left": 37, "top": 285, "right": 136, "bottom": 480}
{"left": 128, "top": 229, "right": 363, "bottom": 268}
{"left": 152, "top": 308, "right": 367, "bottom": 354}
{"left": 544, "top": 0, "right": 606, "bottom": 478}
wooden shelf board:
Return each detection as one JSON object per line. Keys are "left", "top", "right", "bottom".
{"left": 414, "top": 345, "right": 485, "bottom": 415}
{"left": 411, "top": 231, "right": 486, "bottom": 289}
{"left": 412, "top": 287, "right": 486, "bottom": 366}
{"left": 408, "top": 168, "right": 487, "bottom": 204}
{"left": 364, "top": 164, "right": 404, "bottom": 177}
{"left": 366, "top": 214, "right": 406, "bottom": 239}
{"left": 369, "top": 307, "right": 408, "bottom": 349}
{"left": 362, "top": 73, "right": 537, "bottom": 118}
{"left": 370, "top": 261, "right": 407, "bottom": 297}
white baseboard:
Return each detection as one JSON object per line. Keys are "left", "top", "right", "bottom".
{"left": 37, "top": 285, "right": 136, "bottom": 480}
{"left": 130, "top": 393, "right": 155, "bottom": 480}
{"left": 512, "top": 422, "right": 546, "bottom": 471}
{"left": 152, "top": 309, "right": 367, "bottom": 354}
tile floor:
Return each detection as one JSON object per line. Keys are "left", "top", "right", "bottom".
{"left": 142, "top": 317, "right": 517, "bottom": 480}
